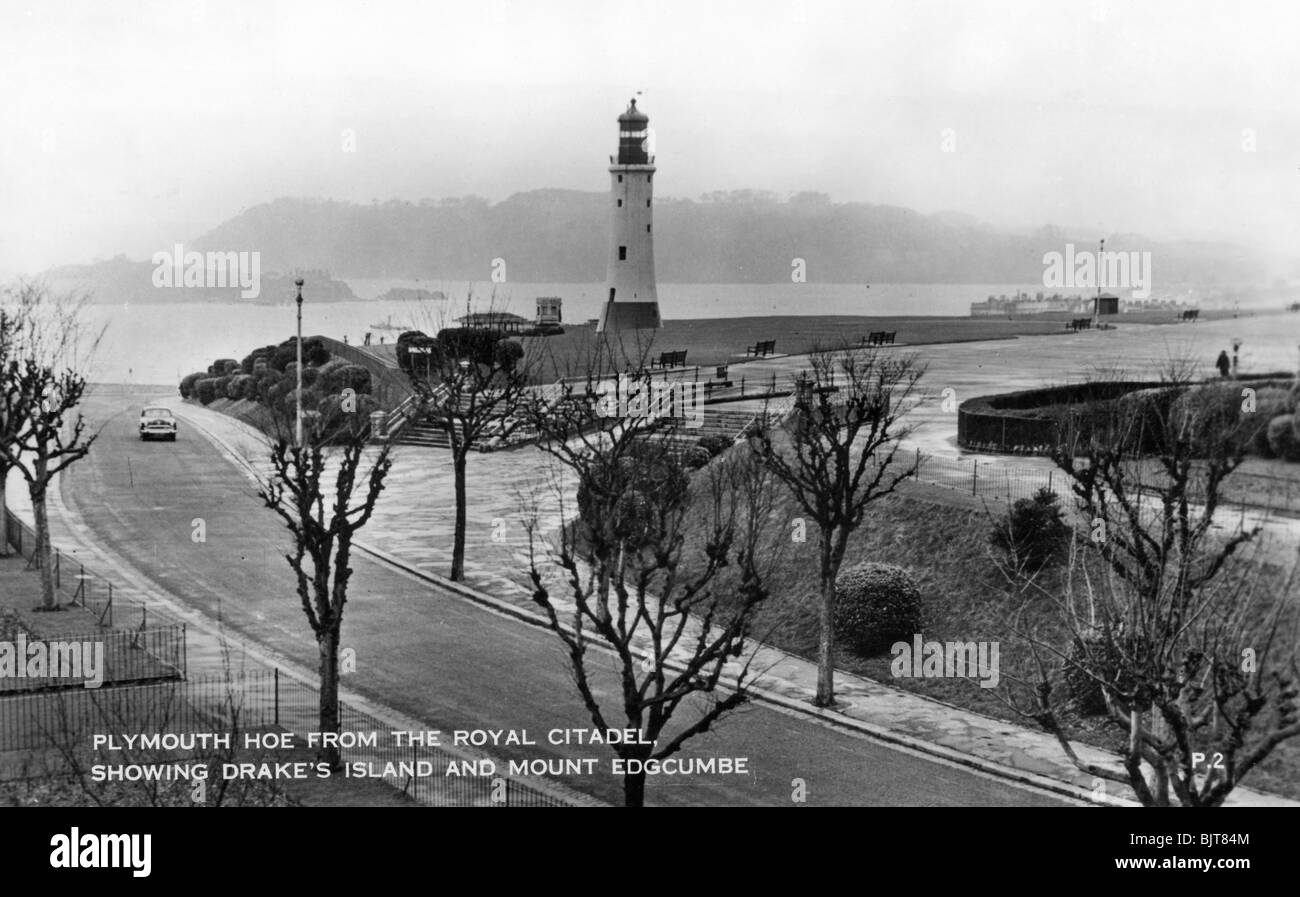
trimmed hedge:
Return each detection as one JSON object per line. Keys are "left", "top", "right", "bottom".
{"left": 317, "top": 392, "right": 382, "bottom": 434}
{"left": 179, "top": 371, "right": 207, "bottom": 398}
{"left": 437, "top": 328, "right": 503, "bottom": 366}
{"left": 318, "top": 363, "right": 371, "bottom": 396}
{"left": 1267, "top": 415, "right": 1300, "bottom": 461}
{"left": 227, "top": 374, "right": 255, "bottom": 400}
{"left": 493, "top": 339, "right": 524, "bottom": 372}
{"left": 272, "top": 337, "right": 329, "bottom": 371}
{"left": 195, "top": 378, "right": 221, "bottom": 405}
{"left": 697, "top": 435, "right": 733, "bottom": 458}
{"left": 833, "top": 562, "right": 923, "bottom": 656}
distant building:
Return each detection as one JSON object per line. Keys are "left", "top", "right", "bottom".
{"left": 536, "top": 296, "right": 562, "bottom": 325}
{"left": 1095, "top": 293, "right": 1119, "bottom": 315}
{"left": 969, "top": 291, "right": 1091, "bottom": 316}
{"left": 455, "top": 311, "right": 531, "bottom": 334}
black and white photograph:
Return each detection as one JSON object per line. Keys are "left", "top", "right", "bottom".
{"left": 0, "top": 0, "right": 1296, "bottom": 869}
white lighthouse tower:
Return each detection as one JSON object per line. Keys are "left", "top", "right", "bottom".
{"left": 596, "top": 99, "right": 661, "bottom": 333}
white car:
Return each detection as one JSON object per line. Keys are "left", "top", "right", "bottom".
{"left": 139, "top": 407, "right": 178, "bottom": 441}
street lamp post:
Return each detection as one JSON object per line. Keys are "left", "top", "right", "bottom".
{"left": 295, "top": 278, "right": 305, "bottom": 446}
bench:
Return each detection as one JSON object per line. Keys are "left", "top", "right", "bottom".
{"left": 651, "top": 349, "right": 688, "bottom": 368}
{"left": 745, "top": 339, "right": 777, "bottom": 357}
{"left": 1066, "top": 318, "right": 1093, "bottom": 332}
{"left": 858, "top": 331, "right": 896, "bottom": 346}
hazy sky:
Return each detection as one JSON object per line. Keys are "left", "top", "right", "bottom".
{"left": 3, "top": 0, "right": 1299, "bottom": 278}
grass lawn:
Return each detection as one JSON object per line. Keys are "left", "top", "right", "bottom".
{"left": 674, "top": 458, "right": 1300, "bottom": 801}
{"left": 360, "top": 309, "right": 1228, "bottom": 384}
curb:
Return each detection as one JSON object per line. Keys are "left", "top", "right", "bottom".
{"left": 175, "top": 400, "right": 1120, "bottom": 806}
{"left": 172, "top": 398, "right": 1296, "bottom": 808}
{"left": 351, "top": 539, "right": 1117, "bottom": 807}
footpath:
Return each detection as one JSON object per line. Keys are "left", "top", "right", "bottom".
{"left": 161, "top": 396, "right": 1297, "bottom": 808}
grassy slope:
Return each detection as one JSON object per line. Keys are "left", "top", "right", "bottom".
{"left": 363, "top": 310, "right": 1223, "bottom": 383}
{"left": 685, "top": 466, "right": 1299, "bottom": 800}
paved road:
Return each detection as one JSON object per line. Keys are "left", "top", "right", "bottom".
{"left": 60, "top": 391, "right": 1069, "bottom": 807}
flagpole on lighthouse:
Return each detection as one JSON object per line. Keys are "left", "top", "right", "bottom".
{"left": 295, "top": 278, "right": 305, "bottom": 446}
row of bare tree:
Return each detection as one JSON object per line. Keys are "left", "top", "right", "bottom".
{"left": 8, "top": 281, "right": 1296, "bottom": 808}
{"left": 0, "top": 282, "right": 99, "bottom": 610}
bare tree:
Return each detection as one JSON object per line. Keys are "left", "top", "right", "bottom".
{"left": 998, "top": 374, "right": 1300, "bottom": 806}
{"left": 256, "top": 412, "right": 392, "bottom": 770}
{"left": 522, "top": 356, "right": 780, "bottom": 807}
{"left": 0, "top": 282, "right": 100, "bottom": 583}
{"left": 403, "top": 297, "right": 534, "bottom": 581}
{"left": 747, "top": 344, "right": 924, "bottom": 706}
{"left": 0, "top": 357, "right": 95, "bottom": 611}
{"left": 0, "top": 306, "right": 22, "bottom": 555}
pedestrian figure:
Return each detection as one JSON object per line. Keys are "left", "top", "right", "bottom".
{"left": 1216, "top": 349, "right": 1230, "bottom": 378}
{"left": 343, "top": 334, "right": 349, "bottom": 345}
{"left": 364, "top": 332, "right": 371, "bottom": 346}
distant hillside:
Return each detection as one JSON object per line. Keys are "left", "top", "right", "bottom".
{"left": 190, "top": 191, "right": 1265, "bottom": 285}
{"left": 44, "top": 258, "right": 356, "bottom": 305}
{"left": 47, "top": 190, "right": 1263, "bottom": 301}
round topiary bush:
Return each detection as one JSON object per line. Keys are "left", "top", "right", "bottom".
{"left": 1266, "top": 414, "right": 1300, "bottom": 461}
{"left": 314, "top": 358, "right": 351, "bottom": 394}
{"left": 179, "top": 371, "right": 206, "bottom": 398}
{"left": 282, "top": 387, "right": 323, "bottom": 420}
{"left": 697, "top": 434, "right": 732, "bottom": 458}
{"left": 227, "top": 374, "right": 255, "bottom": 400}
{"left": 216, "top": 374, "right": 235, "bottom": 397}
{"left": 1170, "top": 383, "right": 1246, "bottom": 455}
{"left": 493, "top": 339, "right": 524, "bottom": 372}
{"left": 682, "top": 445, "right": 712, "bottom": 470}
{"left": 1246, "top": 388, "right": 1293, "bottom": 456}
{"left": 833, "top": 562, "right": 923, "bottom": 656}
{"left": 195, "top": 377, "right": 221, "bottom": 405}
{"left": 316, "top": 392, "right": 382, "bottom": 438}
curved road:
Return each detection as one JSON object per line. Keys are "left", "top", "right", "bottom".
{"left": 59, "top": 390, "right": 1070, "bottom": 807}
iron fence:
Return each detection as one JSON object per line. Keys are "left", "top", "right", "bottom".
{"left": 908, "top": 450, "right": 1300, "bottom": 517}
{"left": 3, "top": 509, "right": 185, "bottom": 631}
{"left": 0, "top": 669, "right": 588, "bottom": 805}
{"left": 0, "top": 624, "right": 186, "bottom": 695}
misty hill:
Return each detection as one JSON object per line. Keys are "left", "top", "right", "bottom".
{"left": 191, "top": 191, "right": 1261, "bottom": 286}
{"left": 49, "top": 191, "right": 1260, "bottom": 301}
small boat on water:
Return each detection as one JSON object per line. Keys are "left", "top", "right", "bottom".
{"left": 370, "top": 315, "right": 402, "bottom": 331}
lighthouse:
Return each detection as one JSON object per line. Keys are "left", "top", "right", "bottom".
{"left": 596, "top": 99, "right": 662, "bottom": 333}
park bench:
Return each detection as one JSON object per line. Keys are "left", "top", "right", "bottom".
{"left": 745, "top": 339, "right": 777, "bottom": 357}
{"left": 651, "top": 349, "right": 688, "bottom": 368}
{"left": 859, "top": 331, "right": 897, "bottom": 346}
